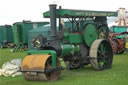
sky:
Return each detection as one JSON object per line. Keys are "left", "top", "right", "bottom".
{"left": 0, "top": 0, "right": 128, "bottom": 26}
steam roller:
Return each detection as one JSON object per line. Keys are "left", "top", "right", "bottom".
{"left": 20, "top": 4, "right": 118, "bottom": 81}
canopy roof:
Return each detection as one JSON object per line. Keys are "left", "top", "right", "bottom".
{"left": 43, "top": 9, "right": 118, "bottom": 18}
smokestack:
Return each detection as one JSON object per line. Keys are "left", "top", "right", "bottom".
{"left": 49, "top": 4, "right": 57, "bottom": 39}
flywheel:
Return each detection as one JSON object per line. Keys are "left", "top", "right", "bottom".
{"left": 82, "top": 23, "right": 97, "bottom": 47}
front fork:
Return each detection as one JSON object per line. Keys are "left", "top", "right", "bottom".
{"left": 27, "top": 50, "right": 57, "bottom": 68}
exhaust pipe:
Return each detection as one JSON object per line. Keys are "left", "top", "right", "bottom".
{"left": 49, "top": 4, "right": 57, "bottom": 39}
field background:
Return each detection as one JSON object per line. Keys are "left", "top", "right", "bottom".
{"left": 0, "top": 49, "right": 128, "bottom": 85}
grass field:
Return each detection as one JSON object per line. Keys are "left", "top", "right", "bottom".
{"left": 0, "top": 48, "right": 128, "bottom": 85}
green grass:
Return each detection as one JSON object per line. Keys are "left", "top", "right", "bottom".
{"left": 0, "top": 48, "right": 128, "bottom": 85}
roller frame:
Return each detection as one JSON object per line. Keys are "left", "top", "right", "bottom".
{"left": 27, "top": 50, "right": 57, "bottom": 68}
{"left": 20, "top": 66, "right": 63, "bottom": 73}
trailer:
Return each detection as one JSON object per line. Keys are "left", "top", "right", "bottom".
{"left": 12, "top": 21, "right": 49, "bottom": 52}
{"left": 0, "top": 25, "right": 14, "bottom": 48}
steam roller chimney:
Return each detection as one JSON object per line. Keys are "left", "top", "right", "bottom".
{"left": 49, "top": 4, "right": 57, "bottom": 40}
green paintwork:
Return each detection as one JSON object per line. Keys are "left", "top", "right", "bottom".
{"left": 116, "top": 35, "right": 127, "bottom": 38}
{"left": 64, "top": 20, "right": 94, "bottom": 43}
{"left": 27, "top": 50, "right": 56, "bottom": 68}
{"left": 110, "top": 26, "right": 127, "bottom": 33}
{"left": 0, "top": 25, "right": 13, "bottom": 46}
{"left": 13, "top": 21, "right": 49, "bottom": 44}
{"left": 69, "top": 33, "right": 83, "bottom": 44}
{"left": 43, "top": 9, "right": 117, "bottom": 18}
{"left": 83, "top": 24, "right": 97, "bottom": 47}
{"left": 63, "top": 29, "right": 70, "bottom": 41}
{"left": 64, "top": 20, "right": 94, "bottom": 31}
{"left": 61, "top": 44, "right": 80, "bottom": 57}
{"left": 110, "top": 26, "right": 127, "bottom": 38}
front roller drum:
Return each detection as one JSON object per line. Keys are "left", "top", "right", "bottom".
{"left": 21, "top": 54, "right": 61, "bottom": 81}
{"left": 89, "top": 39, "right": 113, "bottom": 70}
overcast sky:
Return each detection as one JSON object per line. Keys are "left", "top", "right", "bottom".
{"left": 0, "top": 0, "right": 128, "bottom": 25}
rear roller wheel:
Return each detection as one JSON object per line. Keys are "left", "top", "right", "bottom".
{"left": 21, "top": 55, "right": 61, "bottom": 81}
{"left": 89, "top": 39, "right": 113, "bottom": 70}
